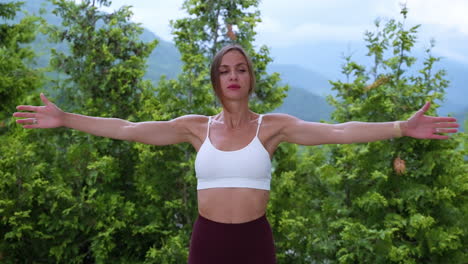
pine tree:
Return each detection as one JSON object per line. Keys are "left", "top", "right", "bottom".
{"left": 312, "top": 8, "right": 468, "bottom": 263}
{"left": 2, "top": 0, "right": 158, "bottom": 261}
{"left": 0, "top": 1, "right": 51, "bottom": 262}
{"left": 264, "top": 7, "right": 467, "bottom": 264}
{"left": 138, "top": 0, "right": 289, "bottom": 262}
{"left": 0, "top": 1, "right": 42, "bottom": 122}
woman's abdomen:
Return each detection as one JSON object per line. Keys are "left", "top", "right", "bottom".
{"left": 197, "top": 188, "right": 269, "bottom": 223}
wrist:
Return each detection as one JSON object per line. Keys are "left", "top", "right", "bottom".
{"left": 400, "top": 121, "right": 408, "bottom": 137}
{"left": 393, "top": 121, "right": 408, "bottom": 138}
{"left": 393, "top": 121, "right": 402, "bottom": 138}
{"left": 61, "top": 111, "right": 71, "bottom": 128}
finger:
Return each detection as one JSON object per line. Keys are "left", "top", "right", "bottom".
{"left": 414, "top": 102, "right": 431, "bottom": 118}
{"left": 421, "top": 101, "right": 431, "bottom": 113}
{"left": 16, "top": 105, "right": 40, "bottom": 112}
{"left": 40, "top": 93, "right": 51, "bottom": 105}
{"left": 434, "top": 122, "right": 459, "bottom": 128}
{"left": 435, "top": 128, "right": 458, "bottom": 134}
{"left": 13, "top": 112, "right": 36, "bottom": 118}
{"left": 16, "top": 118, "right": 36, "bottom": 124}
{"left": 429, "top": 116, "right": 457, "bottom": 123}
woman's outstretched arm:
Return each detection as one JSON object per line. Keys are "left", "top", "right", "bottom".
{"left": 277, "top": 102, "right": 459, "bottom": 146}
{"left": 13, "top": 93, "right": 196, "bottom": 146}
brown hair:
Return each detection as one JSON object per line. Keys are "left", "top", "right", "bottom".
{"left": 210, "top": 44, "right": 256, "bottom": 103}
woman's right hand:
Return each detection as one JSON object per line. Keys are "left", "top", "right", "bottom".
{"left": 12, "top": 93, "right": 199, "bottom": 147}
{"left": 13, "top": 93, "right": 65, "bottom": 129}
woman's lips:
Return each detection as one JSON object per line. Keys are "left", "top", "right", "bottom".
{"left": 227, "top": 84, "right": 240, "bottom": 90}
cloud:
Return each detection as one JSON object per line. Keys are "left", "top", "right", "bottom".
{"left": 290, "top": 23, "right": 365, "bottom": 42}
{"left": 256, "top": 0, "right": 468, "bottom": 65}
{"left": 99, "top": 0, "right": 186, "bottom": 41}
{"left": 257, "top": 16, "right": 367, "bottom": 46}
{"left": 256, "top": 0, "right": 396, "bottom": 46}
{"left": 405, "top": 0, "right": 468, "bottom": 36}
{"left": 86, "top": 0, "right": 468, "bottom": 65}
{"left": 433, "top": 47, "right": 468, "bottom": 64}
{"left": 387, "top": 0, "right": 468, "bottom": 64}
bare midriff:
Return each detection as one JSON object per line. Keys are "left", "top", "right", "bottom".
{"left": 197, "top": 187, "right": 269, "bottom": 224}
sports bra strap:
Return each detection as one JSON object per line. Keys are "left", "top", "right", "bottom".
{"left": 206, "top": 116, "right": 212, "bottom": 139}
{"left": 256, "top": 115, "right": 263, "bottom": 137}
{"left": 207, "top": 115, "right": 262, "bottom": 138}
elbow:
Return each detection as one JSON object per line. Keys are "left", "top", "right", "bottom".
{"left": 118, "top": 122, "right": 137, "bottom": 141}
{"left": 330, "top": 124, "right": 351, "bottom": 144}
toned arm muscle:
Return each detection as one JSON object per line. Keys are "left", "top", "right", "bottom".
{"left": 277, "top": 114, "right": 402, "bottom": 146}
{"left": 121, "top": 115, "right": 196, "bottom": 145}
{"left": 62, "top": 113, "right": 198, "bottom": 146}
{"left": 14, "top": 93, "right": 203, "bottom": 146}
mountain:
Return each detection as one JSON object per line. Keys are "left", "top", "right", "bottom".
{"left": 270, "top": 40, "right": 468, "bottom": 110}
{"left": 437, "top": 60, "right": 468, "bottom": 120}
{"left": 268, "top": 64, "right": 333, "bottom": 97}
{"left": 12, "top": 0, "right": 466, "bottom": 129}
{"left": 268, "top": 64, "right": 334, "bottom": 121}
{"left": 15, "top": 0, "right": 182, "bottom": 82}
{"left": 14, "top": 0, "right": 333, "bottom": 121}
{"left": 140, "top": 29, "right": 182, "bottom": 81}
{"left": 272, "top": 85, "right": 334, "bottom": 122}
{"left": 271, "top": 41, "right": 467, "bottom": 128}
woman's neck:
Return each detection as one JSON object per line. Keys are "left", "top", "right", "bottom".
{"left": 217, "top": 101, "right": 254, "bottom": 129}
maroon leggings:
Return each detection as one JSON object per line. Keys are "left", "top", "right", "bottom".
{"left": 188, "top": 214, "right": 276, "bottom": 264}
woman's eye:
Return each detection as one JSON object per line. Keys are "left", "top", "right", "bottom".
{"left": 220, "top": 71, "right": 228, "bottom": 74}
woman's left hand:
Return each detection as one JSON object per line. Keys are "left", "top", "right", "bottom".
{"left": 403, "top": 102, "right": 459, "bottom": 139}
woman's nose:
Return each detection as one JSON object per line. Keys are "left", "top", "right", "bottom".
{"left": 229, "top": 71, "right": 238, "bottom": 80}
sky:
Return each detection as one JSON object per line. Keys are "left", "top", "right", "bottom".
{"left": 97, "top": 0, "right": 468, "bottom": 71}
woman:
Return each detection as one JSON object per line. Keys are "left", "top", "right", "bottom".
{"left": 13, "top": 44, "right": 459, "bottom": 263}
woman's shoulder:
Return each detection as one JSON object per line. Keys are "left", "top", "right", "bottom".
{"left": 174, "top": 114, "right": 209, "bottom": 122}
{"left": 262, "top": 113, "right": 300, "bottom": 123}
{"left": 170, "top": 115, "right": 211, "bottom": 138}
{"left": 260, "top": 113, "right": 301, "bottom": 133}
{"left": 172, "top": 114, "right": 210, "bottom": 128}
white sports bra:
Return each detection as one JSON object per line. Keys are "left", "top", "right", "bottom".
{"left": 194, "top": 115, "right": 272, "bottom": 190}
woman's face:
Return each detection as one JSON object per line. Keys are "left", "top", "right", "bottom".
{"left": 218, "top": 50, "right": 251, "bottom": 101}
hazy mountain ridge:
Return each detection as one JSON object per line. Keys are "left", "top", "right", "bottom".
{"left": 267, "top": 64, "right": 334, "bottom": 121}
{"left": 12, "top": 0, "right": 332, "bottom": 122}
{"left": 14, "top": 0, "right": 182, "bottom": 81}
{"left": 271, "top": 42, "right": 467, "bottom": 122}
{"left": 13, "top": 0, "right": 466, "bottom": 127}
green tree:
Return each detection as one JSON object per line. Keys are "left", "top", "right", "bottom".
{"left": 138, "top": 0, "right": 290, "bottom": 262}
{"left": 312, "top": 8, "right": 467, "bottom": 263}
{"left": 1, "top": 0, "right": 158, "bottom": 262}
{"left": 264, "top": 7, "right": 467, "bottom": 264}
{"left": 166, "top": 0, "right": 288, "bottom": 113}
{"left": 0, "top": 2, "right": 46, "bottom": 261}
{"left": 0, "top": 1, "right": 42, "bottom": 123}
{"left": 46, "top": 0, "right": 157, "bottom": 261}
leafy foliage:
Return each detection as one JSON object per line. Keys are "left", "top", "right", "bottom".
{"left": 314, "top": 8, "right": 467, "bottom": 263}
{"left": 0, "top": 1, "right": 42, "bottom": 122}
{"left": 137, "top": 0, "right": 290, "bottom": 262}
{"left": 267, "top": 7, "right": 467, "bottom": 264}
{"left": 1, "top": 2, "right": 466, "bottom": 263}
{"left": 168, "top": 0, "right": 288, "bottom": 113}
{"left": 2, "top": 0, "right": 157, "bottom": 262}
{"left": 1, "top": 0, "right": 289, "bottom": 262}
